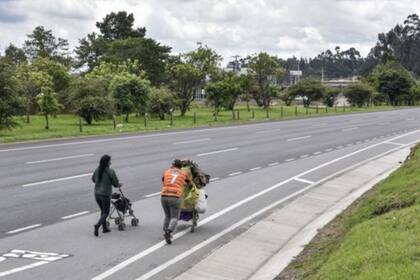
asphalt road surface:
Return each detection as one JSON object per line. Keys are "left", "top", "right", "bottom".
{"left": 1, "top": 108, "right": 420, "bottom": 279}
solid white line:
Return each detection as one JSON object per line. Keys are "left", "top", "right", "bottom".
{"left": 0, "top": 261, "right": 49, "bottom": 277}
{"left": 173, "top": 138, "right": 210, "bottom": 145}
{"left": 285, "top": 158, "right": 295, "bottom": 162}
{"left": 197, "top": 147, "right": 239, "bottom": 157}
{"left": 22, "top": 173, "right": 91, "bottom": 187}
{"left": 6, "top": 224, "right": 42, "bottom": 234}
{"left": 342, "top": 127, "right": 359, "bottom": 132}
{"left": 92, "top": 130, "right": 420, "bottom": 280}
{"left": 250, "top": 167, "right": 262, "bottom": 171}
{"left": 287, "top": 135, "right": 312, "bottom": 142}
{"left": 209, "top": 177, "right": 220, "bottom": 182}
{"left": 144, "top": 192, "right": 160, "bottom": 198}
{"left": 26, "top": 154, "right": 94, "bottom": 164}
{"left": 229, "top": 171, "right": 243, "bottom": 177}
{"left": 61, "top": 211, "right": 90, "bottom": 220}
{"left": 268, "top": 162, "right": 279, "bottom": 167}
{"left": 294, "top": 178, "right": 314, "bottom": 185}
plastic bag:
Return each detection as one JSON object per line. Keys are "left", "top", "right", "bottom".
{"left": 195, "top": 189, "right": 207, "bottom": 214}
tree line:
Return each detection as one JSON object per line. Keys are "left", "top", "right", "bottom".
{"left": 1, "top": 12, "right": 419, "bottom": 131}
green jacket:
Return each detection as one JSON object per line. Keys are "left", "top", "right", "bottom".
{"left": 92, "top": 167, "right": 120, "bottom": 197}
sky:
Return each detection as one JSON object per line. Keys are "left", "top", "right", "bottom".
{"left": 0, "top": 0, "right": 419, "bottom": 62}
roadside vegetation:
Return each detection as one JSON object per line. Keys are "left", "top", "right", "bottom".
{"left": 1, "top": 12, "right": 420, "bottom": 143}
{"left": 277, "top": 145, "right": 420, "bottom": 279}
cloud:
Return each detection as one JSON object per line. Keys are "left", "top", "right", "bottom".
{"left": 0, "top": 0, "right": 419, "bottom": 62}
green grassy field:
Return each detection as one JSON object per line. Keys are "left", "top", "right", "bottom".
{"left": 278, "top": 145, "right": 420, "bottom": 279}
{"left": 0, "top": 104, "right": 409, "bottom": 143}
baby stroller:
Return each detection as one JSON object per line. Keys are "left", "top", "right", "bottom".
{"left": 108, "top": 188, "right": 139, "bottom": 231}
{"left": 179, "top": 160, "right": 210, "bottom": 232}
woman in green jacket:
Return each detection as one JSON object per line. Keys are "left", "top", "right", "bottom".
{"left": 91, "top": 155, "right": 121, "bottom": 237}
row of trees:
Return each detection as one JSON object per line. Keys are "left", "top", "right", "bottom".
{"left": 0, "top": 12, "right": 419, "bottom": 131}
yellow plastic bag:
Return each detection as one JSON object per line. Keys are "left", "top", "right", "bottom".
{"left": 181, "top": 183, "right": 200, "bottom": 210}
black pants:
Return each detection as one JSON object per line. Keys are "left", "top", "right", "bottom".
{"left": 95, "top": 194, "right": 111, "bottom": 228}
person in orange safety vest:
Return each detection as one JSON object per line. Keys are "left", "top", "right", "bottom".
{"left": 161, "top": 159, "right": 189, "bottom": 244}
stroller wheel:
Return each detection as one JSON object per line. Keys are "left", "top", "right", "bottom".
{"left": 118, "top": 222, "right": 126, "bottom": 231}
{"left": 115, "top": 217, "right": 121, "bottom": 225}
{"left": 131, "top": 218, "right": 139, "bottom": 227}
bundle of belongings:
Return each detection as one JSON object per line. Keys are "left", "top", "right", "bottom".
{"left": 180, "top": 159, "right": 210, "bottom": 216}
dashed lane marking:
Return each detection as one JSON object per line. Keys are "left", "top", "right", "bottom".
{"left": 22, "top": 173, "right": 91, "bottom": 187}
{"left": 287, "top": 135, "right": 312, "bottom": 142}
{"left": 250, "top": 167, "right": 262, "bottom": 171}
{"left": 61, "top": 211, "right": 89, "bottom": 220}
{"left": 6, "top": 224, "right": 42, "bottom": 234}
{"left": 228, "top": 172, "right": 243, "bottom": 177}
{"left": 197, "top": 147, "right": 239, "bottom": 157}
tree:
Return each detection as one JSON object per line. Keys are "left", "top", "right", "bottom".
{"left": 14, "top": 63, "right": 39, "bottom": 123}
{"left": 0, "top": 59, "right": 22, "bottom": 130}
{"left": 344, "top": 83, "right": 373, "bottom": 107}
{"left": 184, "top": 43, "right": 222, "bottom": 85}
{"left": 96, "top": 11, "right": 146, "bottom": 41}
{"left": 31, "top": 57, "right": 71, "bottom": 106}
{"left": 105, "top": 37, "right": 171, "bottom": 86}
{"left": 75, "top": 32, "right": 108, "bottom": 70}
{"left": 248, "top": 52, "right": 285, "bottom": 108}
{"left": 167, "top": 62, "right": 202, "bottom": 116}
{"left": 323, "top": 87, "right": 340, "bottom": 107}
{"left": 287, "top": 79, "right": 326, "bottom": 107}
{"left": 32, "top": 71, "right": 62, "bottom": 129}
{"left": 239, "top": 74, "right": 258, "bottom": 111}
{"left": 70, "top": 78, "right": 114, "bottom": 124}
{"left": 24, "top": 26, "right": 70, "bottom": 64}
{"left": 110, "top": 74, "right": 150, "bottom": 122}
{"left": 368, "top": 62, "right": 415, "bottom": 105}
{"left": 4, "top": 44, "right": 27, "bottom": 65}
{"left": 148, "top": 87, "right": 178, "bottom": 120}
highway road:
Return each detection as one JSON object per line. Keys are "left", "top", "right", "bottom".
{"left": 1, "top": 108, "right": 420, "bottom": 279}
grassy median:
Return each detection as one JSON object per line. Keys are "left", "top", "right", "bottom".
{"left": 0, "top": 104, "right": 407, "bottom": 143}
{"left": 277, "top": 145, "right": 420, "bottom": 279}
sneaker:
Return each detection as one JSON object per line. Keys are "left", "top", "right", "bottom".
{"left": 103, "top": 227, "right": 111, "bottom": 233}
{"left": 94, "top": 225, "right": 99, "bottom": 237}
{"left": 164, "top": 230, "right": 172, "bottom": 245}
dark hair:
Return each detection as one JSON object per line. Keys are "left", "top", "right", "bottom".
{"left": 172, "top": 159, "right": 182, "bottom": 169}
{"left": 98, "top": 155, "right": 111, "bottom": 182}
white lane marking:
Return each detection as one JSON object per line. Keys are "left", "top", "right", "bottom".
{"left": 287, "top": 135, "right": 312, "bottom": 142}
{"left": 173, "top": 138, "right": 210, "bottom": 145}
{"left": 285, "top": 158, "right": 295, "bottom": 162}
{"left": 0, "top": 257, "right": 5, "bottom": 263}
{"left": 337, "top": 146, "right": 344, "bottom": 149}
{"left": 134, "top": 139, "right": 419, "bottom": 280}
{"left": 294, "top": 178, "right": 314, "bottom": 185}
{"left": 144, "top": 192, "right": 160, "bottom": 198}
{"left": 197, "top": 147, "right": 239, "bottom": 157}
{"left": 346, "top": 143, "right": 353, "bottom": 147}
{"left": 229, "top": 171, "right": 243, "bottom": 177}
{"left": 92, "top": 130, "right": 420, "bottom": 280}
{"left": 311, "top": 123, "right": 327, "bottom": 127}
{"left": 342, "top": 127, "right": 359, "bottom": 132}
{"left": 314, "top": 151, "right": 322, "bottom": 155}
{"left": 325, "top": 148, "right": 333, "bottom": 152}
{"left": 26, "top": 154, "right": 94, "bottom": 165}
{"left": 61, "top": 211, "right": 90, "bottom": 220}
{"left": 300, "top": 154, "right": 309, "bottom": 158}
{"left": 6, "top": 224, "right": 42, "bottom": 234}
{"left": 250, "top": 167, "right": 262, "bottom": 171}
{"left": 268, "top": 162, "right": 279, "bottom": 167}
{"left": 22, "top": 173, "right": 91, "bottom": 187}
{"left": 407, "top": 118, "right": 414, "bottom": 121}
{"left": 0, "top": 261, "right": 49, "bottom": 277}
{"left": 209, "top": 177, "right": 220, "bottom": 182}
{"left": 386, "top": 141, "right": 405, "bottom": 146}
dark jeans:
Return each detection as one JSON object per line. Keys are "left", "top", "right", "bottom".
{"left": 161, "top": 196, "right": 181, "bottom": 232}
{"left": 95, "top": 194, "right": 111, "bottom": 228}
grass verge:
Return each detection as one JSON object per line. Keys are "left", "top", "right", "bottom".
{"left": 277, "top": 145, "right": 420, "bottom": 280}
{"left": 0, "top": 104, "right": 408, "bottom": 144}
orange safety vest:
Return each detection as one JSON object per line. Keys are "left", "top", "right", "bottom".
{"left": 161, "top": 168, "right": 188, "bottom": 198}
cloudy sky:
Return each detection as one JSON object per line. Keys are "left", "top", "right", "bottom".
{"left": 0, "top": 0, "right": 419, "bottom": 62}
